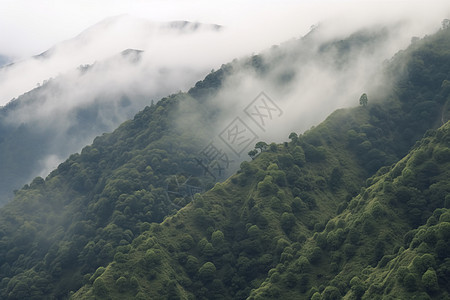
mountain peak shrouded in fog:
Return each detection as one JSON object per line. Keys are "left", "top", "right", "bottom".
{"left": 0, "top": 17, "right": 445, "bottom": 206}
{"left": 38, "top": 14, "right": 223, "bottom": 61}
{"left": 0, "top": 16, "right": 228, "bottom": 204}
{"left": 0, "top": 15, "right": 223, "bottom": 106}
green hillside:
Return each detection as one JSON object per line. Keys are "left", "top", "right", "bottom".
{"left": 249, "top": 121, "right": 450, "bottom": 299}
{"left": 0, "top": 25, "right": 449, "bottom": 300}
{"left": 71, "top": 27, "right": 450, "bottom": 299}
{"left": 73, "top": 121, "right": 450, "bottom": 300}
{"left": 0, "top": 93, "right": 215, "bottom": 299}
{"left": 0, "top": 54, "right": 154, "bottom": 205}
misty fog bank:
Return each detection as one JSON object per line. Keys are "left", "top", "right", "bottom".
{"left": 0, "top": 17, "right": 229, "bottom": 204}
{"left": 1, "top": 1, "right": 450, "bottom": 204}
{"left": 183, "top": 20, "right": 445, "bottom": 179}
{"left": 0, "top": 15, "right": 226, "bottom": 106}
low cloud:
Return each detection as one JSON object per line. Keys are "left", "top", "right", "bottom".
{"left": 178, "top": 13, "right": 450, "bottom": 178}
{"left": 0, "top": 1, "right": 449, "bottom": 199}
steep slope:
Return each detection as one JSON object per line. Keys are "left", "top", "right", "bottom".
{"left": 0, "top": 45, "right": 210, "bottom": 205}
{"left": 249, "top": 121, "right": 450, "bottom": 299}
{"left": 0, "top": 24, "right": 449, "bottom": 300}
{"left": 69, "top": 27, "right": 450, "bottom": 300}
{"left": 0, "top": 93, "right": 216, "bottom": 299}
{"left": 69, "top": 107, "right": 369, "bottom": 299}
{"left": 72, "top": 121, "right": 450, "bottom": 300}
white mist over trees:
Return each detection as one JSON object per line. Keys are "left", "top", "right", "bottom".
{"left": 0, "top": 1, "right": 449, "bottom": 205}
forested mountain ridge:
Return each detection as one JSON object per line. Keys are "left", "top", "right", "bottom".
{"left": 0, "top": 50, "right": 153, "bottom": 205}
{"left": 0, "top": 24, "right": 449, "bottom": 300}
{"left": 71, "top": 26, "right": 450, "bottom": 299}
{"left": 248, "top": 121, "right": 450, "bottom": 299}
{"left": 75, "top": 121, "right": 450, "bottom": 300}
{"left": 0, "top": 17, "right": 223, "bottom": 206}
{"left": 0, "top": 93, "right": 216, "bottom": 298}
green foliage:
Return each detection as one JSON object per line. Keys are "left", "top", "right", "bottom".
{"left": 291, "top": 146, "right": 306, "bottom": 166}
{"left": 2, "top": 24, "right": 450, "bottom": 300}
{"left": 144, "top": 249, "right": 162, "bottom": 268}
{"left": 350, "top": 276, "right": 366, "bottom": 298}
{"left": 179, "top": 234, "right": 195, "bottom": 251}
{"left": 303, "top": 143, "right": 327, "bottom": 162}
{"left": 422, "top": 268, "right": 438, "bottom": 293}
{"left": 412, "top": 254, "right": 435, "bottom": 275}
{"left": 257, "top": 175, "right": 277, "bottom": 196}
{"left": 248, "top": 149, "right": 258, "bottom": 159}
{"left": 322, "top": 286, "right": 342, "bottom": 300}
{"left": 404, "top": 273, "right": 417, "bottom": 292}
{"left": 116, "top": 276, "right": 128, "bottom": 293}
{"left": 359, "top": 93, "right": 368, "bottom": 106}
{"left": 255, "top": 141, "right": 268, "bottom": 152}
{"left": 198, "top": 262, "right": 216, "bottom": 282}
{"left": 280, "top": 212, "right": 296, "bottom": 233}
{"left": 211, "top": 230, "right": 225, "bottom": 247}
{"left": 294, "top": 256, "right": 311, "bottom": 273}
{"left": 90, "top": 267, "right": 106, "bottom": 283}
{"left": 311, "top": 292, "right": 321, "bottom": 300}
{"left": 93, "top": 277, "right": 108, "bottom": 297}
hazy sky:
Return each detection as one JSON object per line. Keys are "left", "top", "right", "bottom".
{"left": 2, "top": 0, "right": 450, "bottom": 59}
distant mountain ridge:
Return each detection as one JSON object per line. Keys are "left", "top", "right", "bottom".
{"left": 0, "top": 15, "right": 223, "bottom": 105}
{"left": 33, "top": 16, "right": 222, "bottom": 63}
{"left": 0, "top": 16, "right": 225, "bottom": 205}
